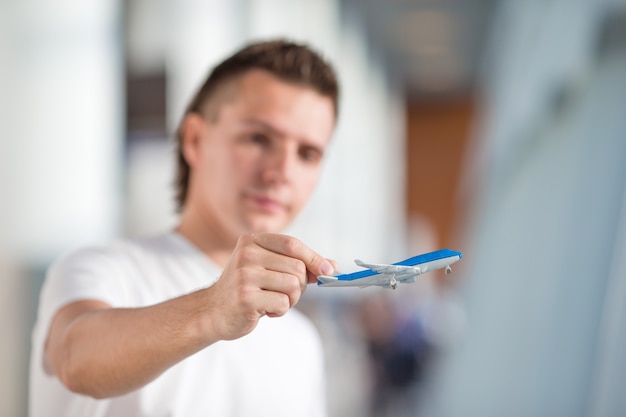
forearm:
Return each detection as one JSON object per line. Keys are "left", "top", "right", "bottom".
{"left": 48, "top": 233, "right": 334, "bottom": 399}
{"left": 49, "top": 289, "right": 216, "bottom": 398}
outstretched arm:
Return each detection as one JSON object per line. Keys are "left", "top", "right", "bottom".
{"left": 44, "top": 233, "right": 334, "bottom": 399}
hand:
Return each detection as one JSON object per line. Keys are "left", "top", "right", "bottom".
{"left": 202, "top": 233, "right": 334, "bottom": 341}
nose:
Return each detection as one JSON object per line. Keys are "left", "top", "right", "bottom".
{"left": 261, "top": 145, "right": 294, "bottom": 185}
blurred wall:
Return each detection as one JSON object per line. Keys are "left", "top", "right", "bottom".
{"left": 0, "top": 1, "right": 123, "bottom": 416}
{"left": 421, "top": 0, "right": 626, "bottom": 416}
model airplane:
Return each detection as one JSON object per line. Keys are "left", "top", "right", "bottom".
{"left": 317, "top": 249, "right": 463, "bottom": 289}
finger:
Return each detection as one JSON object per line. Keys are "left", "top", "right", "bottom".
{"left": 252, "top": 234, "right": 334, "bottom": 277}
{"left": 307, "top": 258, "right": 338, "bottom": 284}
{"left": 325, "top": 259, "right": 339, "bottom": 274}
{"left": 254, "top": 288, "right": 292, "bottom": 318}
{"left": 329, "top": 259, "right": 339, "bottom": 270}
{"left": 236, "top": 245, "right": 308, "bottom": 292}
{"left": 257, "top": 250, "right": 308, "bottom": 291}
{"left": 257, "top": 270, "right": 303, "bottom": 308}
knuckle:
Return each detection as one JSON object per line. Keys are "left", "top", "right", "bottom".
{"left": 237, "top": 233, "right": 255, "bottom": 245}
{"left": 237, "top": 246, "right": 257, "bottom": 264}
{"left": 285, "top": 274, "right": 301, "bottom": 294}
{"left": 237, "top": 266, "right": 257, "bottom": 285}
{"left": 293, "top": 260, "right": 306, "bottom": 276}
{"left": 308, "top": 253, "right": 322, "bottom": 269}
{"left": 282, "top": 235, "right": 301, "bottom": 255}
{"left": 284, "top": 275, "right": 302, "bottom": 307}
{"left": 275, "top": 296, "right": 290, "bottom": 316}
{"left": 237, "top": 285, "right": 255, "bottom": 309}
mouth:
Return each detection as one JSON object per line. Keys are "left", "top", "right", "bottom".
{"left": 245, "top": 193, "right": 288, "bottom": 215}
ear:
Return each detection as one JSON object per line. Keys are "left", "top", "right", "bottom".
{"left": 180, "top": 113, "right": 206, "bottom": 168}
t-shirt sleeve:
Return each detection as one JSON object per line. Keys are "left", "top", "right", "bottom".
{"left": 33, "top": 246, "right": 129, "bottom": 358}
{"left": 43, "top": 246, "right": 128, "bottom": 311}
{"left": 32, "top": 244, "right": 128, "bottom": 376}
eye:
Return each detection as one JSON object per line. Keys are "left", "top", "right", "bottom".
{"left": 299, "top": 146, "right": 323, "bottom": 163}
{"left": 247, "top": 133, "right": 270, "bottom": 146}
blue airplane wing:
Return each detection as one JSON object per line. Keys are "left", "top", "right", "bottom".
{"left": 391, "top": 248, "right": 462, "bottom": 267}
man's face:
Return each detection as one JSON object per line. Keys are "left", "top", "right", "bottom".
{"left": 186, "top": 70, "right": 336, "bottom": 242}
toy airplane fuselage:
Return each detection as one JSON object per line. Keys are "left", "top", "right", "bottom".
{"left": 317, "top": 249, "right": 463, "bottom": 289}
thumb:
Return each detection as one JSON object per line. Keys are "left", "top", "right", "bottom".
{"left": 306, "top": 257, "right": 335, "bottom": 284}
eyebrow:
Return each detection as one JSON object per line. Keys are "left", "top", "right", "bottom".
{"left": 240, "top": 118, "right": 325, "bottom": 151}
{"left": 240, "top": 119, "right": 285, "bottom": 138}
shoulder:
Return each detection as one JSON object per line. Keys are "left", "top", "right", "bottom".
{"left": 45, "top": 232, "right": 220, "bottom": 307}
{"left": 42, "top": 239, "right": 136, "bottom": 308}
{"left": 51, "top": 232, "right": 179, "bottom": 272}
{"left": 43, "top": 233, "right": 177, "bottom": 302}
{"left": 48, "top": 237, "right": 142, "bottom": 283}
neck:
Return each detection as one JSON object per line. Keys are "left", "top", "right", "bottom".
{"left": 176, "top": 205, "right": 238, "bottom": 268}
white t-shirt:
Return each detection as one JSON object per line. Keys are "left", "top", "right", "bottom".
{"left": 29, "top": 232, "right": 327, "bottom": 417}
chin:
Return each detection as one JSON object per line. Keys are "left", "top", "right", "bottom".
{"left": 244, "top": 216, "right": 290, "bottom": 234}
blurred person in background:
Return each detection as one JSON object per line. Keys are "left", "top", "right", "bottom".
{"left": 29, "top": 39, "right": 339, "bottom": 417}
{"left": 358, "top": 292, "right": 434, "bottom": 417}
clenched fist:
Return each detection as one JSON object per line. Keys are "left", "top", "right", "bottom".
{"left": 201, "top": 233, "right": 335, "bottom": 341}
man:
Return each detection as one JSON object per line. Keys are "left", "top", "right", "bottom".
{"left": 30, "top": 40, "right": 339, "bottom": 417}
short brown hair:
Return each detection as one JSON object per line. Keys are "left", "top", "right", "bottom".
{"left": 174, "top": 39, "right": 340, "bottom": 211}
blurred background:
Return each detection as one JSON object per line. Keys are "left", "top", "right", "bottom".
{"left": 2, "top": 0, "right": 626, "bottom": 416}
